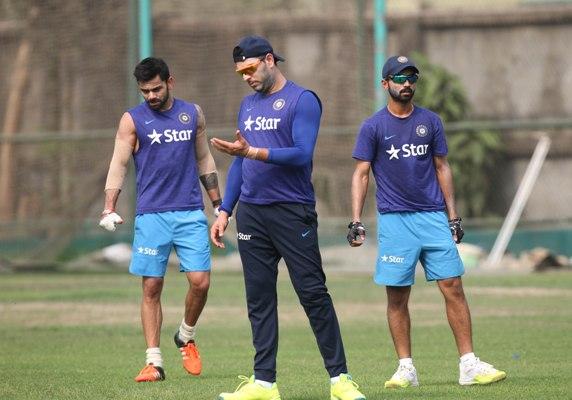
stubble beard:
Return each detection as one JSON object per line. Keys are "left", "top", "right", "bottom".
{"left": 388, "top": 86, "right": 415, "bottom": 104}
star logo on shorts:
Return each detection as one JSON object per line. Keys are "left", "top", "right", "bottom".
{"left": 386, "top": 144, "right": 400, "bottom": 160}
{"left": 147, "top": 129, "right": 163, "bottom": 145}
{"left": 244, "top": 115, "right": 255, "bottom": 131}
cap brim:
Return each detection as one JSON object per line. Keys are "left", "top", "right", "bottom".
{"left": 273, "top": 53, "right": 285, "bottom": 62}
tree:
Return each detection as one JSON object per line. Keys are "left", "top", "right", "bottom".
{"left": 412, "top": 52, "right": 502, "bottom": 217}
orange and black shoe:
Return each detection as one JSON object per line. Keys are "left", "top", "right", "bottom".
{"left": 134, "top": 363, "right": 165, "bottom": 382}
{"left": 174, "top": 332, "right": 202, "bottom": 375}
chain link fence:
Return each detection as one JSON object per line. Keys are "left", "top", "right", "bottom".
{"left": 1, "top": 0, "right": 571, "bottom": 266}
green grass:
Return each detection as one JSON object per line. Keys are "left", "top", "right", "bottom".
{"left": 1, "top": 268, "right": 571, "bottom": 399}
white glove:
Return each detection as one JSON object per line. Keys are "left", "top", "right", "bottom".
{"left": 99, "top": 210, "right": 124, "bottom": 232}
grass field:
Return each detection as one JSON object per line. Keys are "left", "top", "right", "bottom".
{"left": 1, "top": 267, "right": 571, "bottom": 399}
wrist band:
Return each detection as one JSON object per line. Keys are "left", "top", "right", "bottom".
{"left": 246, "top": 146, "right": 260, "bottom": 160}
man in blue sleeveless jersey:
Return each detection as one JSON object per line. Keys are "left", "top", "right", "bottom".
{"left": 348, "top": 55, "right": 506, "bottom": 388}
{"left": 209, "top": 36, "right": 366, "bottom": 400}
{"left": 100, "top": 57, "right": 221, "bottom": 382}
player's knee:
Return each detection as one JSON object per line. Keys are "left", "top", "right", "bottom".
{"left": 439, "top": 277, "right": 466, "bottom": 300}
{"left": 142, "top": 282, "right": 163, "bottom": 301}
{"left": 190, "top": 275, "right": 210, "bottom": 295}
{"left": 297, "top": 288, "right": 330, "bottom": 307}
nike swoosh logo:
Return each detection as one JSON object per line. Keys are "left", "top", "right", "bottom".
{"left": 145, "top": 119, "right": 155, "bottom": 125}
{"left": 246, "top": 107, "right": 254, "bottom": 111}
{"left": 384, "top": 135, "right": 396, "bottom": 140}
{"left": 302, "top": 230, "right": 311, "bottom": 237}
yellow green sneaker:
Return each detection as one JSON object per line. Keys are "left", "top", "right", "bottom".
{"left": 459, "top": 358, "right": 506, "bottom": 385}
{"left": 384, "top": 364, "right": 419, "bottom": 388}
{"left": 331, "top": 373, "right": 366, "bottom": 400}
{"left": 218, "top": 375, "right": 281, "bottom": 400}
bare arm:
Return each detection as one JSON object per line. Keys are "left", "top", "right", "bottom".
{"left": 103, "top": 112, "right": 137, "bottom": 212}
{"left": 347, "top": 160, "right": 371, "bottom": 247}
{"left": 434, "top": 155, "right": 459, "bottom": 220}
{"left": 351, "top": 160, "right": 371, "bottom": 222}
{"left": 194, "top": 104, "right": 222, "bottom": 208}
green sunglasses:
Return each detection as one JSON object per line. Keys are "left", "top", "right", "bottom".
{"left": 389, "top": 74, "right": 419, "bottom": 84}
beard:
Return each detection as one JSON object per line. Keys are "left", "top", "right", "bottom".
{"left": 388, "top": 86, "right": 415, "bottom": 104}
{"left": 253, "top": 68, "right": 276, "bottom": 94}
{"left": 147, "top": 88, "right": 170, "bottom": 110}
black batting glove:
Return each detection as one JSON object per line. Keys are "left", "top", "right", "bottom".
{"left": 449, "top": 217, "right": 464, "bottom": 244}
{"left": 347, "top": 221, "right": 366, "bottom": 247}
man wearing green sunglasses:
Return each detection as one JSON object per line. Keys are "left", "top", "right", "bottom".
{"left": 347, "top": 55, "right": 506, "bottom": 389}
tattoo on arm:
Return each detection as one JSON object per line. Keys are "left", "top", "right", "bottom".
{"left": 200, "top": 172, "right": 219, "bottom": 191}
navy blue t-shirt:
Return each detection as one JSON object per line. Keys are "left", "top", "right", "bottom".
{"left": 352, "top": 106, "right": 448, "bottom": 213}
{"left": 129, "top": 99, "right": 203, "bottom": 214}
{"left": 238, "top": 81, "right": 318, "bottom": 205}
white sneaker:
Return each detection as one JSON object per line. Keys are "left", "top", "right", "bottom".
{"left": 459, "top": 358, "right": 506, "bottom": 385}
{"left": 384, "top": 364, "right": 419, "bottom": 388}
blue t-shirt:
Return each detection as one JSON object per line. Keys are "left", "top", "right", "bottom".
{"left": 352, "top": 106, "right": 448, "bottom": 213}
{"left": 237, "top": 81, "right": 318, "bottom": 205}
{"left": 129, "top": 99, "right": 203, "bottom": 214}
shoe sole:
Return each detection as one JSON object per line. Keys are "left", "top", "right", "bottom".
{"left": 459, "top": 372, "right": 507, "bottom": 386}
{"left": 384, "top": 381, "right": 419, "bottom": 389}
{"left": 135, "top": 377, "right": 165, "bottom": 382}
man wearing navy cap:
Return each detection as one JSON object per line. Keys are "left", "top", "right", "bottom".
{"left": 347, "top": 55, "right": 507, "bottom": 388}
{"left": 209, "top": 35, "right": 366, "bottom": 400}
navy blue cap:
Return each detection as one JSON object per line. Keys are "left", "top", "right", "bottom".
{"left": 382, "top": 55, "right": 419, "bottom": 79}
{"left": 233, "top": 35, "right": 285, "bottom": 63}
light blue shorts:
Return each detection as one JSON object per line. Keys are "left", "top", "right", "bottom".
{"left": 375, "top": 211, "right": 464, "bottom": 286}
{"left": 129, "top": 210, "right": 211, "bottom": 277}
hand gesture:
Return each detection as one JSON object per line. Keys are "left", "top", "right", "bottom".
{"left": 210, "top": 130, "right": 250, "bottom": 157}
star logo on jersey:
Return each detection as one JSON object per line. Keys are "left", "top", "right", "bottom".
{"left": 147, "top": 129, "right": 163, "bottom": 145}
{"left": 380, "top": 255, "right": 388, "bottom": 262}
{"left": 386, "top": 144, "right": 400, "bottom": 160}
{"left": 244, "top": 115, "right": 255, "bottom": 131}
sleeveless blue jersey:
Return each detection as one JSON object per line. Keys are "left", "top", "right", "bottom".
{"left": 238, "top": 81, "right": 317, "bottom": 205}
{"left": 128, "top": 99, "right": 203, "bottom": 214}
{"left": 352, "top": 106, "right": 448, "bottom": 213}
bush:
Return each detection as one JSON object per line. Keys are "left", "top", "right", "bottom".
{"left": 412, "top": 52, "right": 502, "bottom": 217}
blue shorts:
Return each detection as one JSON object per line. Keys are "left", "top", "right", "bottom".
{"left": 374, "top": 211, "right": 464, "bottom": 286}
{"left": 129, "top": 210, "right": 211, "bottom": 277}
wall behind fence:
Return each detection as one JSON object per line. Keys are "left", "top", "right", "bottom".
{"left": 1, "top": 0, "right": 571, "bottom": 262}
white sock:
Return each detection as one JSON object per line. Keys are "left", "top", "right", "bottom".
{"left": 178, "top": 319, "right": 196, "bottom": 343}
{"left": 460, "top": 352, "right": 477, "bottom": 364}
{"left": 145, "top": 347, "right": 163, "bottom": 368}
{"left": 330, "top": 375, "right": 341, "bottom": 384}
{"left": 399, "top": 357, "right": 414, "bottom": 367}
{"left": 255, "top": 379, "right": 273, "bottom": 388}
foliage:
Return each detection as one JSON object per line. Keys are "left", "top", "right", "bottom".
{"left": 412, "top": 52, "right": 503, "bottom": 217}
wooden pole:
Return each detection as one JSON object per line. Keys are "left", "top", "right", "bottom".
{"left": 0, "top": 38, "right": 31, "bottom": 220}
